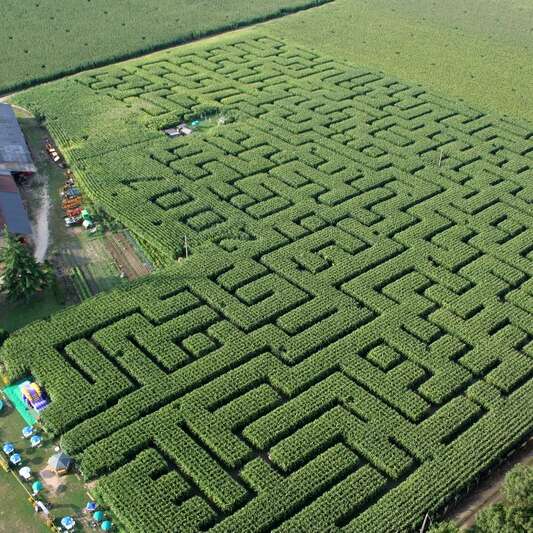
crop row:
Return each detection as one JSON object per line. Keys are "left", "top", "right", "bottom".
{"left": 4, "top": 33, "right": 533, "bottom": 532}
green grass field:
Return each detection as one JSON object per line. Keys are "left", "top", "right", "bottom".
{"left": 266, "top": 0, "right": 533, "bottom": 122}
{"left": 0, "top": 0, "right": 330, "bottom": 94}
{"left": 4, "top": 31, "right": 532, "bottom": 532}
{"left": 0, "top": 399, "right": 90, "bottom": 532}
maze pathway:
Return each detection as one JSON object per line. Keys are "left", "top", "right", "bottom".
{"left": 4, "top": 35, "right": 533, "bottom": 532}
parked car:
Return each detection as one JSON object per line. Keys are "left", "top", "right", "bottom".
{"left": 64, "top": 216, "right": 82, "bottom": 227}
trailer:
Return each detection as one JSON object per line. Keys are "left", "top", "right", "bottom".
{"left": 62, "top": 197, "right": 81, "bottom": 209}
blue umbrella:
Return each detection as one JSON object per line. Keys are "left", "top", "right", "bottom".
{"left": 10, "top": 453, "right": 21, "bottom": 465}
{"left": 22, "top": 426, "right": 33, "bottom": 438}
{"left": 61, "top": 516, "right": 75, "bottom": 529}
{"left": 101, "top": 520, "right": 112, "bottom": 531}
{"left": 3, "top": 442, "right": 14, "bottom": 455}
{"left": 86, "top": 501, "right": 97, "bottom": 512}
{"left": 30, "top": 435, "right": 42, "bottom": 447}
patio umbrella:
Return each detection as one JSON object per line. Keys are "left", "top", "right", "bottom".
{"left": 85, "top": 501, "right": 97, "bottom": 512}
{"left": 30, "top": 435, "right": 42, "bottom": 448}
{"left": 3, "top": 442, "right": 14, "bottom": 455}
{"left": 22, "top": 426, "right": 33, "bottom": 438}
{"left": 32, "top": 480, "right": 43, "bottom": 493}
{"left": 19, "top": 466, "right": 31, "bottom": 480}
{"left": 10, "top": 453, "right": 21, "bottom": 465}
{"left": 101, "top": 520, "right": 112, "bottom": 531}
{"left": 48, "top": 451, "right": 71, "bottom": 473}
{"left": 61, "top": 516, "right": 75, "bottom": 530}
{"left": 93, "top": 510, "right": 104, "bottom": 522}
{"left": 0, "top": 399, "right": 4, "bottom": 411}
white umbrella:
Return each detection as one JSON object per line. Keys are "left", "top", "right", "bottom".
{"left": 19, "top": 466, "right": 31, "bottom": 480}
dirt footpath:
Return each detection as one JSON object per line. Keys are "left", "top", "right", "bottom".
{"left": 104, "top": 231, "right": 152, "bottom": 280}
{"left": 445, "top": 438, "right": 532, "bottom": 529}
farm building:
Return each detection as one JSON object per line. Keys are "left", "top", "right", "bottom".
{"left": 0, "top": 170, "right": 32, "bottom": 237}
{"left": 0, "top": 103, "right": 34, "bottom": 242}
{"left": 0, "top": 103, "right": 36, "bottom": 175}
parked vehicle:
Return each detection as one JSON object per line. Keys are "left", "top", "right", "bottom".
{"left": 65, "top": 207, "right": 82, "bottom": 218}
{"left": 64, "top": 216, "right": 82, "bottom": 227}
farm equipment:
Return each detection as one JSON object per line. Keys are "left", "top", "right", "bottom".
{"left": 59, "top": 173, "right": 86, "bottom": 224}
{"left": 45, "top": 142, "right": 62, "bottom": 163}
{"left": 62, "top": 196, "right": 81, "bottom": 209}
{"left": 65, "top": 207, "right": 82, "bottom": 218}
{"left": 62, "top": 187, "right": 81, "bottom": 199}
{"left": 64, "top": 216, "right": 83, "bottom": 227}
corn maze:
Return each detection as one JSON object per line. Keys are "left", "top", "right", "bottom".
{"left": 4, "top": 35, "right": 533, "bottom": 532}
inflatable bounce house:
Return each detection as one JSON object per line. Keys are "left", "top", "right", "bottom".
{"left": 20, "top": 381, "right": 48, "bottom": 412}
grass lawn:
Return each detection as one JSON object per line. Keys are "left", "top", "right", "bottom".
{"left": 0, "top": 467, "right": 49, "bottom": 533}
{"left": 0, "top": 290, "right": 64, "bottom": 333}
{"left": 0, "top": 393, "right": 92, "bottom": 532}
{"left": 267, "top": 0, "right": 533, "bottom": 121}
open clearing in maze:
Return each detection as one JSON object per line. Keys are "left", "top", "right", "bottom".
{"left": 3, "top": 34, "right": 533, "bottom": 532}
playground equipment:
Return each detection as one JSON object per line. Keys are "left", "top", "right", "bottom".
{"left": 20, "top": 381, "right": 49, "bottom": 412}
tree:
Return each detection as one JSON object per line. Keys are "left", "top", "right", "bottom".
{"left": 473, "top": 465, "right": 533, "bottom": 533}
{"left": 0, "top": 227, "right": 51, "bottom": 301}
{"left": 474, "top": 502, "right": 508, "bottom": 532}
{"left": 503, "top": 464, "right": 533, "bottom": 507}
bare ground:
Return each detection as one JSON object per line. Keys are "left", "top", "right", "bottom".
{"left": 104, "top": 231, "right": 152, "bottom": 280}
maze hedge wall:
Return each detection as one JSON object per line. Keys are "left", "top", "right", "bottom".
{"left": 4, "top": 35, "right": 533, "bottom": 532}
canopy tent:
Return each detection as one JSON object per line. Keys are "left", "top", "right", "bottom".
{"left": 22, "top": 425, "right": 34, "bottom": 438}
{"left": 61, "top": 516, "right": 75, "bottom": 530}
{"left": 19, "top": 466, "right": 31, "bottom": 480}
{"left": 85, "top": 501, "right": 97, "bottom": 512}
{"left": 10, "top": 453, "right": 21, "bottom": 465}
{"left": 48, "top": 451, "right": 71, "bottom": 473}
{"left": 31, "top": 435, "right": 42, "bottom": 448}
{"left": 3, "top": 442, "right": 14, "bottom": 455}
{"left": 32, "top": 480, "right": 43, "bottom": 493}
{"left": 93, "top": 510, "right": 104, "bottom": 522}
{"left": 101, "top": 520, "right": 112, "bottom": 531}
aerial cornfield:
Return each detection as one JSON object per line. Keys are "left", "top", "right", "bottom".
{"left": 0, "top": 0, "right": 330, "bottom": 94}
{"left": 3, "top": 33, "right": 532, "bottom": 532}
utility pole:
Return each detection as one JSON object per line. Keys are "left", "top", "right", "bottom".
{"left": 184, "top": 235, "right": 189, "bottom": 259}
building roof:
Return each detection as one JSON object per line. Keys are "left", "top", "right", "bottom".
{"left": 0, "top": 103, "right": 37, "bottom": 174}
{"left": 0, "top": 170, "right": 32, "bottom": 236}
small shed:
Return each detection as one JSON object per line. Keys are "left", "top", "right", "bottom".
{"left": 48, "top": 452, "right": 71, "bottom": 474}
